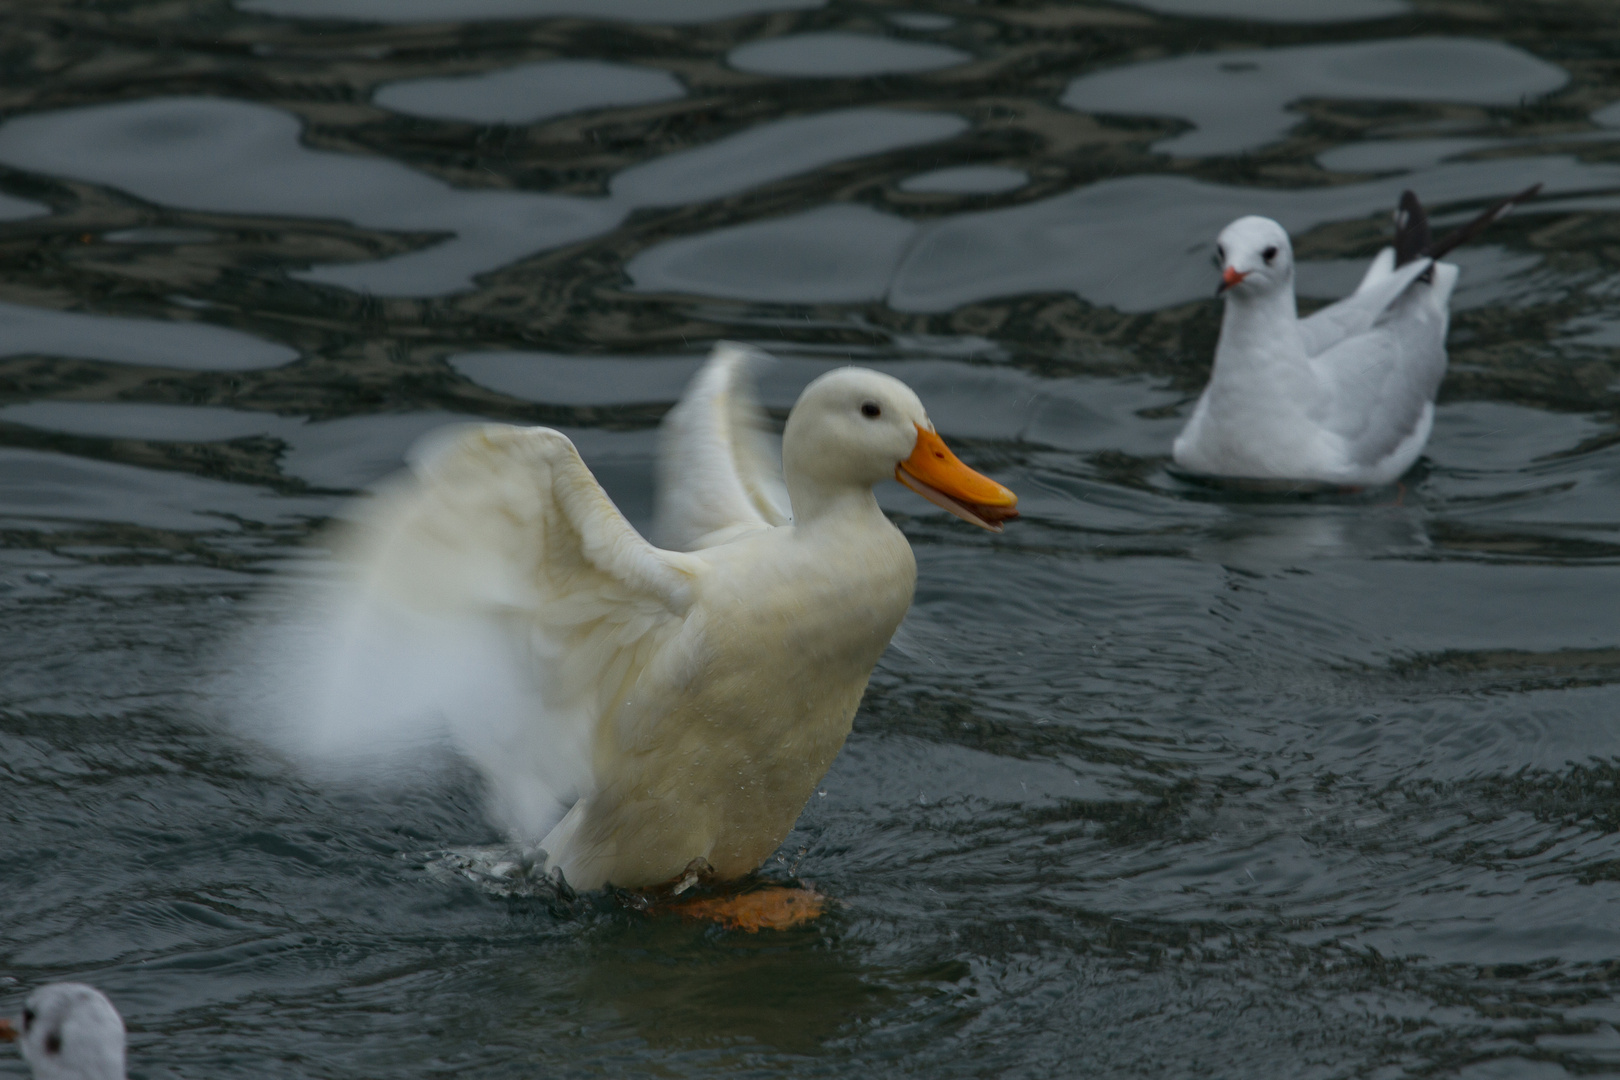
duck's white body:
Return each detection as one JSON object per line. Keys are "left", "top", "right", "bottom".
{"left": 538, "top": 502, "right": 915, "bottom": 888}
{"left": 1173, "top": 216, "right": 1455, "bottom": 487}
{"left": 301, "top": 344, "right": 1012, "bottom": 892}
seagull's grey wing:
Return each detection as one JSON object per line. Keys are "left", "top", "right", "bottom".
{"left": 1312, "top": 265, "right": 1453, "bottom": 470}
{"left": 651, "top": 342, "right": 791, "bottom": 551}
{"left": 1299, "top": 249, "right": 1432, "bottom": 357}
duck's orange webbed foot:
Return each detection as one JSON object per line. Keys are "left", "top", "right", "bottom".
{"left": 624, "top": 859, "right": 829, "bottom": 932}
{"left": 667, "top": 885, "right": 827, "bottom": 931}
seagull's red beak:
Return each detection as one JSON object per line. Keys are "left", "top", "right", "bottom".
{"left": 1216, "top": 266, "right": 1247, "bottom": 295}
{"left": 0, "top": 1018, "right": 16, "bottom": 1043}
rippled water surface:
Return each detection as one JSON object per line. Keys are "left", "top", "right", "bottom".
{"left": 4, "top": 2, "right": 1620, "bottom": 1077}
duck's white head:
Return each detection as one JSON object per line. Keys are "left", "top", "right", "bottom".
{"left": 1214, "top": 215, "right": 1294, "bottom": 298}
{"left": 0, "top": 984, "right": 126, "bottom": 1080}
{"left": 782, "top": 367, "right": 1017, "bottom": 531}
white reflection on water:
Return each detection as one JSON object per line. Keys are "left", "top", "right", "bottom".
{"left": 0, "top": 402, "right": 300, "bottom": 443}
{"left": 0, "top": 99, "right": 965, "bottom": 297}
{"left": 1062, "top": 37, "right": 1567, "bottom": 156}
{"left": 374, "top": 59, "right": 684, "bottom": 125}
{"left": 0, "top": 404, "right": 478, "bottom": 490}
{"left": 900, "top": 165, "right": 1028, "bottom": 194}
{"left": 1124, "top": 0, "right": 1408, "bottom": 22}
{"left": 1317, "top": 136, "right": 1517, "bottom": 174}
{"left": 0, "top": 400, "right": 670, "bottom": 499}
{"left": 0, "top": 97, "right": 626, "bottom": 297}
{"left": 609, "top": 107, "right": 967, "bottom": 207}
{"left": 727, "top": 32, "right": 970, "bottom": 77}
{"left": 0, "top": 300, "right": 296, "bottom": 370}
{"left": 237, "top": 0, "right": 822, "bottom": 24}
{"left": 449, "top": 352, "right": 703, "bottom": 405}
{"left": 0, "top": 447, "right": 328, "bottom": 531}
{"left": 627, "top": 203, "right": 916, "bottom": 303}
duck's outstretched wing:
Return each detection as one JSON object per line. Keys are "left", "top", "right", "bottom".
{"left": 272, "top": 424, "right": 702, "bottom": 845}
{"left": 1312, "top": 263, "right": 1456, "bottom": 474}
{"left": 651, "top": 342, "right": 791, "bottom": 552}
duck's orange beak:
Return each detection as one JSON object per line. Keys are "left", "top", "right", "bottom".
{"left": 896, "top": 424, "right": 1018, "bottom": 532}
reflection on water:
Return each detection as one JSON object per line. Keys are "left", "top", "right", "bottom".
{"left": 1062, "top": 37, "right": 1569, "bottom": 156}
{"left": 450, "top": 351, "right": 702, "bottom": 405}
{"left": 727, "top": 31, "right": 970, "bottom": 77}
{"left": 0, "top": 97, "right": 624, "bottom": 296}
{"left": 628, "top": 203, "right": 916, "bottom": 302}
{"left": 374, "top": 60, "right": 685, "bottom": 125}
{"left": 572, "top": 929, "right": 896, "bottom": 1053}
{"left": 237, "top": 0, "right": 824, "bottom": 23}
{"left": 1125, "top": 0, "right": 1410, "bottom": 19}
{"left": 0, "top": 301, "right": 297, "bottom": 371}
{"left": 3, "top": 1, "right": 1620, "bottom": 1078}
{"left": 900, "top": 165, "right": 1029, "bottom": 194}
{"left": 608, "top": 108, "right": 967, "bottom": 207}
{"left": 0, "top": 98, "right": 968, "bottom": 297}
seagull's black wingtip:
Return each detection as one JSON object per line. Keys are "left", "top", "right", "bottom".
{"left": 1421, "top": 182, "right": 1544, "bottom": 263}
{"left": 1393, "top": 189, "right": 1431, "bottom": 267}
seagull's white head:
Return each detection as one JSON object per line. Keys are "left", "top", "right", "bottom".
{"left": 4, "top": 984, "right": 126, "bottom": 1080}
{"left": 1214, "top": 215, "right": 1294, "bottom": 298}
{"left": 782, "top": 367, "right": 1017, "bottom": 531}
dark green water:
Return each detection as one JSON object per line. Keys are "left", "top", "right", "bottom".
{"left": 4, "top": 1, "right": 1620, "bottom": 1076}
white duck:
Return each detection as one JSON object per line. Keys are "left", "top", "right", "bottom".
{"left": 0, "top": 984, "right": 126, "bottom": 1080}
{"left": 1172, "top": 185, "right": 1539, "bottom": 487}
{"left": 301, "top": 343, "right": 1016, "bottom": 895}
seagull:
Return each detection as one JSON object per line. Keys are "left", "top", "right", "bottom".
{"left": 1172, "top": 184, "right": 1540, "bottom": 488}
{"left": 283, "top": 344, "right": 1017, "bottom": 925}
{"left": 0, "top": 984, "right": 127, "bottom": 1080}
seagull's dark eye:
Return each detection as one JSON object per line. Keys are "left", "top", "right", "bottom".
{"left": 1215, "top": 244, "right": 1225, "bottom": 264}
{"left": 44, "top": 1032, "right": 60, "bottom": 1055}
{"left": 860, "top": 401, "right": 881, "bottom": 419}
{"left": 21, "top": 1010, "right": 33, "bottom": 1033}
{"left": 1262, "top": 245, "right": 1278, "bottom": 264}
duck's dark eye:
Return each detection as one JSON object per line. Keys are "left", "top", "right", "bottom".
{"left": 22, "top": 1010, "right": 33, "bottom": 1033}
{"left": 44, "top": 1032, "right": 60, "bottom": 1055}
{"left": 860, "top": 401, "right": 881, "bottom": 419}
{"left": 1262, "top": 245, "right": 1278, "bottom": 264}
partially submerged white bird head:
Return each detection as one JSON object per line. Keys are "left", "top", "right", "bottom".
{"left": 0, "top": 984, "right": 126, "bottom": 1080}
{"left": 782, "top": 367, "right": 1018, "bottom": 531}
{"left": 1214, "top": 215, "right": 1295, "bottom": 298}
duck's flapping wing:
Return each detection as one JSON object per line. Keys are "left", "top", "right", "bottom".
{"left": 651, "top": 342, "right": 792, "bottom": 552}
{"left": 281, "top": 424, "right": 702, "bottom": 844}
